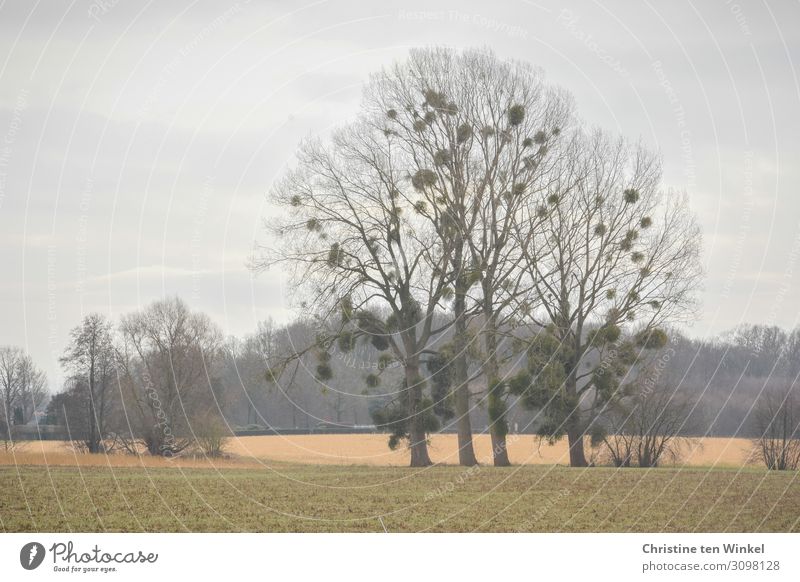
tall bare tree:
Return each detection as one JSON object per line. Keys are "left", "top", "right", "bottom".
{"left": 60, "top": 314, "right": 117, "bottom": 453}
{"left": 258, "top": 47, "right": 574, "bottom": 466}
{"left": 513, "top": 129, "right": 702, "bottom": 466}
{"left": 253, "top": 111, "right": 457, "bottom": 465}
{"left": 366, "top": 47, "right": 573, "bottom": 466}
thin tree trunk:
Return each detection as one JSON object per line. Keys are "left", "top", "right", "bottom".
{"left": 88, "top": 360, "right": 99, "bottom": 454}
{"left": 452, "top": 267, "right": 478, "bottom": 466}
{"left": 88, "top": 400, "right": 99, "bottom": 453}
{"left": 483, "top": 308, "right": 510, "bottom": 466}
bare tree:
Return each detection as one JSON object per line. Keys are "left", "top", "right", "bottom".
{"left": 784, "top": 327, "right": 800, "bottom": 379}
{"left": 0, "top": 346, "right": 47, "bottom": 450}
{"left": 753, "top": 386, "right": 800, "bottom": 470}
{"left": 593, "top": 379, "right": 695, "bottom": 467}
{"left": 118, "top": 297, "right": 223, "bottom": 456}
{"left": 255, "top": 47, "right": 578, "bottom": 466}
{"left": 726, "top": 324, "right": 788, "bottom": 377}
{"left": 514, "top": 129, "right": 702, "bottom": 466}
{"left": 253, "top": 116, "right": 455, "bottom": 465}
{"left": 364, "top": 47, "right": 573, "bottom": 466}
{"left": 59, "top": 314, "right": 117, "bottom": 453}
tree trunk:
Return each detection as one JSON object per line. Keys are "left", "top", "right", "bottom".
{"left": 452, "top": 268, "right": 478, "bottom": 466}
{"left": 406, "top": 359, "right": 432, "bottom": 467}
{"left": 483, "top": 305, "right": 510, "bottom": 466}
{"left": 87, "top": 361, "right": 99, "bottom": 454}
{"left": 454, "top": 380, "right": 478, "bottom": 466}
{"left": 488, "top": 388, "right": 511, "bottom": 466}
{"left": 88, "top": 399, "right": 99, "bottom": 453}
{"left": 567, "top": 426, "right": 587, "bottom": 467}
{"left": 564, "top": 369, "right": 587, "bottom": 467}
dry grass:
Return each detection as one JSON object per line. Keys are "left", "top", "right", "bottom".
{"left": 1, "top": 435, "right": 756, "bottom": 469}
{"left": 0, "top": 441, "right": 263, "bottom": 470}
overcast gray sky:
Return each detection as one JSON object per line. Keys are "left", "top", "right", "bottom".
{"left": 1, "top": 0, "right": 798, "bottom": 388}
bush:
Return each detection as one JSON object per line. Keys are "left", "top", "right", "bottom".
{"left": 753, "top": 387, "right": 800, "bottom": 470}
{"left": 594, "top": 383, "right": 694, "bottom": 468}
{"left": 194, "top": 412, "right": 230, "bottom": 458}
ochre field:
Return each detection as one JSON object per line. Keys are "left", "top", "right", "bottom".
{"left": 228, "top": 434, "right": 756, "bottom": 467}
{"left": 0, "top": 434, "right": 756, "bottom": 469}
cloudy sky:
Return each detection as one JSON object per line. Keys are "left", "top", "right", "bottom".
{"left": 1, "top": 0, "right": 798, "bottom": 387}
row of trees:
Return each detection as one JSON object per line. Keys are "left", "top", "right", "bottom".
{"left": 48, "top": 299, "right": 226, "bottom": 457}
{"left": 4, "top": 301, "right": 798, "bottom": 469}
{"left": 7, "top": 49, "right": 797, "bottom": 470}
{"left": 47, "top": 300, "right": 397, "bottom": 458}
{"left": 254, "top": 47, "right": 703, "bottom": 467}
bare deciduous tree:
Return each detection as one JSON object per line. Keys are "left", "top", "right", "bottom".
{"left": 253, "top": 112, "right": 455, "bottom": 466}
{"left": 365, "top": 47, "right": 573, "bottom": 466}
{"left": 753, "top": 386, "right": 800, "bottom": 470}
{"left": 0, "top": 346, "right": 47, "bottom": 451}
{"left": 593, "top": 379, "right": 695, "bottom": 468}
{"left": 60, "top": 314, "right": 117, "bottom": 453}
{"left": 118, "top": 297, "right": 223, "bottom": 456}
{"left": 255, "top": 47, "right": 578, "bottom": 466}
{"left": 514, "top": 129, "right": 702, "bottom": 466}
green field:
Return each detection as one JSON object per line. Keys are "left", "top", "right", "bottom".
{"left": 1, "top": 464, "right": 798, "bottom": 532}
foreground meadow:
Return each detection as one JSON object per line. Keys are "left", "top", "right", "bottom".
{"left": 1, "top": 463, "right": 797, "bottom": 532}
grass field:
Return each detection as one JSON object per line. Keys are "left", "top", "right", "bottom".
{"left": 1, "top": 462, "right": 798, "bottom": 532}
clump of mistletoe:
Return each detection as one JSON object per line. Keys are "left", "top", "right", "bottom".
{"left": 300, "top": 297, "right": 455, "bottom": 451}
{"left": 507, "top": 323, "right": 668, "bottom": 443}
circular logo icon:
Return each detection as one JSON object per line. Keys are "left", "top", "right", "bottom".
{"left": 20, "top": 542, "right": 46, "bottom": 570}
